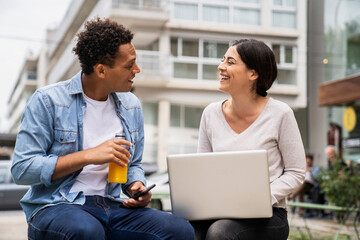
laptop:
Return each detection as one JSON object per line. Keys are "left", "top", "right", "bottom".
{"left": 167, "top": 150, "right": 272, "bottom": 220}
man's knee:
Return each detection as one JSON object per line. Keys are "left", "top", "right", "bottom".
{"left": 175, "top": 219, "right": 195, "bottom": 239}
{"left": 154, "top": 213, "right": 195, "bottom": 240}
{"left": 158, "top": 213, "right": 195, "bottom": 240}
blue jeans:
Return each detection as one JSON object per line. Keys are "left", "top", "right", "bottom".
{"left": 28, "top": 196, "right": 194, "bottom": 240}
{"left": 190, "top": 208, "right": 289, "bottom": 240}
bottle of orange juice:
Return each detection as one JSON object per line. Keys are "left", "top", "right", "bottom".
{"left": 108, "top": 133, "right": 128, "bottom": 183}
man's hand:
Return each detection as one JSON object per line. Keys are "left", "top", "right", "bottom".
{"left": 51, "top": 138, "right": 132, "bottom": 181}
{"left": 123, "top": 181, "right": 152, "bottom": 208}
{"left": 84, "top": 138, "right": 132, "bottom": 166}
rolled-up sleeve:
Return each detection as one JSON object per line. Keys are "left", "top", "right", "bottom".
{"left": 11, "top": 91, "right": 58, "bottom": 187}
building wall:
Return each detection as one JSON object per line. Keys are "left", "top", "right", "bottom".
{"left": 6, "top": 0, "right": 309, "bottom": 171}
{"left": 115, "top": 0, "right": 308, "bottom": 170}
{"left": 308, "top": 0, "right": 328, "bottom": 167}
{"left": 323, "top": 0, "right": 360, "bottom": 163}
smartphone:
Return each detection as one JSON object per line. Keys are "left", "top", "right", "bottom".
{"left": 132, "top": 184, "right": 156, "bottom": 200}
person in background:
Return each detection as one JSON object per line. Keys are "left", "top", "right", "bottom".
{"left": 325, "top": 145, "right": 337, "bottom": 169}
{"left": 288, "top": 153, "right": 320, "bottom": 216}
{"left": 192, "top": 39, "right": 306, "bottom": 240}
{"left": 327, "top": 123, "right": 342, "bottom": 158}
{"left": 325, "top": 145, "right": 347, "bottom": 170}
{"left": 11, "top": 18, "right": 194, "bottom": 240}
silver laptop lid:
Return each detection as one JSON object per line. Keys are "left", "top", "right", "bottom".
{"left": 167, "top": 150, "right": 272, "bottom": 220}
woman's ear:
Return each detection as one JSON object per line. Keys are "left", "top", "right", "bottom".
{"left": 249, "top": 69, "right": 259, "bottom": 81}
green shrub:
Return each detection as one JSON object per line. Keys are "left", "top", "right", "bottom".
{"left": 317, "top": 159, "right": 360, "bottom": 232}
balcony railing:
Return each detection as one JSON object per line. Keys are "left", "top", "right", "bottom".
{"left": 112, "top": 0, "right": 168, "bottom": 11}
{"left": 136, "top": 50, "right": 170, "bottom": 77}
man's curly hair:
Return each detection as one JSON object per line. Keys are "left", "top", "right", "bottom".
{"left": 73, "top": 18, "right": 134, "bottom": 75}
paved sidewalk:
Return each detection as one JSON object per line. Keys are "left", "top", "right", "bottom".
{"left": 0, "top": 210, "right": 358, "bottom": 240}
{"left": 0, "top": 210, "right": 27, "bottom": 240}
{"left": 288, "top": 211, "right": 359, "bottom": 239}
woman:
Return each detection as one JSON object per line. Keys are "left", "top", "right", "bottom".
{"left": 193, "top": 39, "right": 306, "bottom": 240}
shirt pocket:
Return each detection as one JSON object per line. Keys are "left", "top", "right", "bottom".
{"left": 53, "top": 129, "right": 77, "bottom": 156}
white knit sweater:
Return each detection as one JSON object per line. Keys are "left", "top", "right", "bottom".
{"left": 198, "top": 97, "right": 306, "bottom": 209}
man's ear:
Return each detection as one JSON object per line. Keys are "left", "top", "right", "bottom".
{"left": 94, "top": 64, "right": 106, "bottom": 78}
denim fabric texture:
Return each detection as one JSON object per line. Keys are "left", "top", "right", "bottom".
{"left": 28, "top": 196, "right": 194, "bottom": 240}
{"left": 11, "top": 71, "right": 146, "bottom": 222}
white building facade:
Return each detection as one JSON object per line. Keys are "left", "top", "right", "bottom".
{"left": 6, "top": 0, "right": 308, "bottom": 171}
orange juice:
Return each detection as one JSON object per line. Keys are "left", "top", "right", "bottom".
{"left": 108, "top": 161, "right": 127, "bottom": 183}
{"left": 108, "top": 132, "right": 128, "bottom": 183}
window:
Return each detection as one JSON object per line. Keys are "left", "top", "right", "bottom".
{"left": 203, "top": 5, "right": 229, "bottom": 23}
{"left": 182, "top": 39, "right": 199, "bottom": 57}
{"left": 273, "top": 45, "right": 281, "bottom": 64}
{"left": 170, "top": 104, "right": 204, "bottom": 129}
{"left": 234, "top": 0, "right": 260, "bottom": 3}
{"left": 171, "top": 38, "right": 178, "bottom": 57}
{"left": 273, "top": 0, "right": 296, "bottom": 7}
{"left": 272, "top": 44, "right": 297, "bottom": 85}
{"left": 285, "top": 46, "right": 293, "bottom": 63}
{"left": 185, "top": 106, "right": 203, "bottom": 128}
{"left": 112, "top": 0, "right": 163, "bottom": 10}
{"left": 174, "top": 63, "right": 198, "bottom": 79}
{"left": 272, "top": 44, "right": 296, "bottom": 65}
{"left": 272, "top": 12, "right": 296, "bottom": 28}
{"left": 272, "top": 0, "right": 297, "bottom": 29}
{"left": 27, "top": 71, "right": 37, "bottom": 80}
{"left": 277, "top": 69, "right": 296, "bottom": 85}
{"left": 173, "top": 3, "right": 198, "bottom": 21}
{"left": 172, "top": 0, "right": 260, "bottom": 26}
{"left": 169, "top": 104, "right": 204, "bottom": 154}
{"left": 170, "top": 105, "right": 181, "bottom": 127}
{"left": 233, "top": 8, "right": 260, "bottom": 25}
{"left": 171, "top": 37, "right": 229, "bottom": 81}
{"left": 142, "top": 102, "right": 158, "bottom": 125}
{"left": 203, "top": 64, "right": 219, "bottom": 80}
{"left": 204, "top": 41, "right": 228, "bottom": 59}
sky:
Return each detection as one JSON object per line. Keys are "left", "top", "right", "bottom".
{"left": 0, "top": 0, "right": 72, "bottom": 131}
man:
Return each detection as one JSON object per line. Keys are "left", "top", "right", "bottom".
{"left": 288, "top": 154, "right": 320, "bottom": 216}
{"left": 325, "top": 145, "right": 337, "bottom": 169}
{"left": 325, "top": 145, "right": 347, "bottom": 170}
{"left": 11, "top": 18, "right": 194, "bottom": 240}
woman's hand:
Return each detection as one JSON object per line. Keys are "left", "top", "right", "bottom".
{"left": 123, "top": 181, "right": 152, "bottom": 208}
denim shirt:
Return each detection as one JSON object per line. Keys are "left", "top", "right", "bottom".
{"left": 11, "top": 71, "right": 146, "bottom": 222}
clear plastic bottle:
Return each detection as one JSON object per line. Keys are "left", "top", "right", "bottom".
{"left": 108, "top": 133, "right": 128, "bottom": 183}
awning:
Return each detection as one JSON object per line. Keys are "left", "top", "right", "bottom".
{"left": 318, "top": 74, "right": 360, "bottom": 106}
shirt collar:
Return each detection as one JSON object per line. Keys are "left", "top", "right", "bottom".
{"left": 69, "top": 71, "right": 84, "bottom": 95}
{"left": 69, "top": 71, "right": 122, "bottom": 105}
